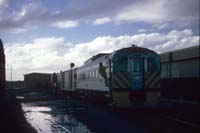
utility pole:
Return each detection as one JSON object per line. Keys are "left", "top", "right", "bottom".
{"left": 6, "top": 64, "right": 12, "bottom": 89}
{"left": 10, "top": 65, "right": 12, "bottom": 89}
{"left": 70, "top": 63, "right": 75, "bottom": 89}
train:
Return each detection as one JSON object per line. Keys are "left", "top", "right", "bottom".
{"left": 160, "top": 45, "right": 200, "bottom": 103}
{"left": 52, "top": 45, "right": 161, "bottom": 107}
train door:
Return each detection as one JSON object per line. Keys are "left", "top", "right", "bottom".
{"left": 128, "top": 58, "right": 145, "bottom": 103}
{"left": 128, "top": 58, "right": 144, "bottom": 89}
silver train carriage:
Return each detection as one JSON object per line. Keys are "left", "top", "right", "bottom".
{"left": 59, "top": 46, "right": 161, "bottom": 107}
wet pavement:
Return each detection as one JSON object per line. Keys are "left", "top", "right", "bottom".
{"left": 22, "top": 100, "right": 92, "bottom": 133}
{"left": 3, "top": 89, "right": 199, "bottom": 133}
{"left": 21, "top": 100, "right": 150, "bottom": 133}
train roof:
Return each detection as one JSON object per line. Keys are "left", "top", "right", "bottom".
{"left": 84, "top": 53, "right": 109, "bottom": 65}
{"left": 83, "top": 46, "right": 157, "bottom": 65}
{"left": 160, "top": 45, "right": 199, "bottom": 62}
{"left": 116, "top": 45, "right": 157, "bottom": 55}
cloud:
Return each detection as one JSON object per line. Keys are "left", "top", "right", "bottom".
{"left": 4, "top": 29, "right": 199, "bottom": 80}
{"left": 93, "top": 17, "right": 111, "bottom": 25}
{"left": 138, "top": 29, "right": 147, "bottom": 33}
{"left": 115, "top": 1, "right": 165, "bottom": 23}
{"left": 157, "top": 23, "right": 169, "bottom": 30}
{"left": 51, "top": 20, "right": 79, "bottom": 29}
{"left": 115, "top": 0, "right": 199, "bottom": 24}
{"left": 5, "top": 37, "right": 73, "bottom": 80}
{"left": 0, "top": 0, "right": 6, "bottom": 7}
{"left": 0, "top": 0, "right": 199, "bottom": 33}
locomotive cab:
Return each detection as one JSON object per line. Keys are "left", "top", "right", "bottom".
{"left": 112, "top": 46, "right": 160, "bottom": 107}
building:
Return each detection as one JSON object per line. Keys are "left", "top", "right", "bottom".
{"left": 5, "top": 81, "right": 24, "bottom": 89}
{"left": 0, "top": 39, "right": 5, "bottom": 91}
{"left": 24, "top": 73, "right": 52, "bottom": 89}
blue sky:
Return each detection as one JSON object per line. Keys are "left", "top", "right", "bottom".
{"left": 0, "top": 0, "right": 199, "bottom": 80}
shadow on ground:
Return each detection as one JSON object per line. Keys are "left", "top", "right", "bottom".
{"left": 0, "top": 92, "right": 36, "bottom": 133}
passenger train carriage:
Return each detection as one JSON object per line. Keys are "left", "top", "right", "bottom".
{"left": 58, "top": 45, "right": 161, "bottom": 107}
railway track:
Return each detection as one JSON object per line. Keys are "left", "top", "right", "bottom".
{"left": 144, "top": 110, "right": 200, "bottom": 133}
{"left": 159, "top": 114, "right": 200, "bottom": 129}
{"left": 114, "top": 106, "right": 200, "bottom": 133}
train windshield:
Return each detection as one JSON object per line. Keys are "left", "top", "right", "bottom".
{"left": 113, "top": 57, "right": 128, "bottom": 72}
{"left": 147, "top": 57, "right": 159, "bottom": 72}
{"left": 128, "top": 60, "right": 143, "bottom": 72}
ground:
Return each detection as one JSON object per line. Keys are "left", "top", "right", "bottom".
{"left": 0, "top": 89, "right": 200, "bottom": 133}
{"left": 0, "top": 92, "right": 36, "bottom": 133}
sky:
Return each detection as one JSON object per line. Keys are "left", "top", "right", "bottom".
{"left": 0, "top": 0, "right": 199, "bottom": 81}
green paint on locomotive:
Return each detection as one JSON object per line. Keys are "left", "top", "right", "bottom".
{"left": 112, "top": 47, "right": 161, "bottom": 90}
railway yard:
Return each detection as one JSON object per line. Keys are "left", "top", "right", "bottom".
{"left": 1, "top": 42, "right": 199, "bottom": 133}
{"left": 15, "top": 92, "right": 199, "bottom": 133}
{"left": 0, "top": 1, "right": 199, "bottom": 132}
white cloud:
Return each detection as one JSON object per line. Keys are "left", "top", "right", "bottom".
{"left": 5, "top": 37, "right": 73, "bottom": 80}
{"left": 115, "top": 0, "right": 199, "bottom": 25}
{"left": 93, "top": 17, "right": 111, "bottom": 25}
{"left": 1, "top": 0, "right": 198, "bottom": 32}
{"left": 5, "top": 29, "right": 199, "bottom": 80}
{"left": 0, "top": 27, "right": 27, "bottom": 34}
{"left": 52, "top": 20, "right": 79, "bottom": 29}
{"left": 138, "top": 29, "right": 147, "bottom": 33}
{"left": 0, "top": 0, "right": 6, "bottom": 6}
{"left": 158, "top": 23, "right": 169, "bottom": 30}
{"left": 115, "top": 1, "right": 166, "bottom": 23}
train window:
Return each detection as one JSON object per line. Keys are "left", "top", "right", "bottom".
{"left": 79, "top": 73, "right": 81, "bottom": 80}
{"left": 89, "top": 72, "right": 92, "bottom": 79}
{"left": 78, "top": 73, "right": 80, "bottom": 80}
{"left": 86, "top": 72, "right": 88, "bottom": 79}
{"left": 147, "top": 58, "right": 157, "bottom": 72}
{"left": 77, "top": 73, "right": 78, "bottom": 80}
{"left": 94, "top": 71, "right": 96, "bottom": 78}
{"left": 97, "top": 70, "right": 99, "bottom": 78}
{"left": 128, "top": 60, "right": 142, "bottom": 72}
{"left": 144, "top": 59, "right": 148, "bottom": 72}
{"left": 82, "top": 73, "right": 85, "bottom": 79}
{"left": 115, "top": 57, "right": 127, "bottom": 72}
{"left": 77, "top": 73, "right": 80, "bottom": 80}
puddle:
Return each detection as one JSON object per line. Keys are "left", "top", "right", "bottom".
{"left": 22, "top": 101, "right": 93, "bottom": 133}
{"left": 16, "top": 96, "right": 24, "bottom": 99}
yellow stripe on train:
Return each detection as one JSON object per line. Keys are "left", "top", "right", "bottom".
{"left": 145, "top": 72, "right": 160, "bottom": 88}
{"left": 112, "top": 72, "right": 131, "bottom": 89}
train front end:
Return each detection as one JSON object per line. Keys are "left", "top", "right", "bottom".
{"left": 111, "top": 46, "right": 161, "bottom": 107}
